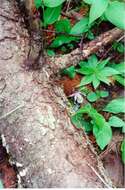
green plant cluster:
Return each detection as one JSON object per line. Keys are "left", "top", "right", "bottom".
{"left": 34, "top": 0, "right": 125, "bottom": 164}
{"left": 63, "top": 55, "right": 125, "bottom": 88}
{"left": 64, "top": 57, "right": 125, "bottom": 163}
{"left": 34, "top": 0, "right": 125, "bottom": 53}
{"left": 71, "top": 99, "right": 125, "bottom": 163}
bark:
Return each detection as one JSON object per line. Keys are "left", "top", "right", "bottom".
{"left": 0, "top": 0, "right": 123, "bottom": 188}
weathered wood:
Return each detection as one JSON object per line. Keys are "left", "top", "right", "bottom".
{"left": 16, "top": 0, "right": 44, "bottom": 70}
{"left": 49, "top": 28, "right": 123, "bottom": 70}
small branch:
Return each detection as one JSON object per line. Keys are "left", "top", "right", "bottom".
{"left": 50, "top": 28, "right": 123, "bottom": 70}
{"left": 0, "top": 104, "right": 24, "bottom": 120}
{"left": 86, "top": 162, "right": 111, "bottom": 188}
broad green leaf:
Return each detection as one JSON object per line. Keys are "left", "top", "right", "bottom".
{"left": 34, "top": 0, "right": 42, "bottom": 9}
{"left": 108, "top": 116, "right": 125, "bottom": 128}
{"left": 79, "top": 75, "right": 94, "bottom": 86}
{"left": 97, "top": 58, "right": 110, "bottom": 70}
{"left": 105, "top": 1, "right": 125, "bottom": 29}
{"left": 43, "top": 0, "right": 65, "bottom": 7}
{"left": 50, "top": 35, "right": 77, "bottom": 48}
{"left": 93, "top": 122, "right": 112, "bottom": 150}
{"left": 121, "top": 140, "right": 125, "bottom": 164}
{"left": 70, "top": 17, "right": 89, "bottom": 35}
{"left": 92, "top": 76, "right": 100, "bottom": 89}
{"left": 71, "top": 113, "right": 92, "bottom": 132}
{"left": 110, "top": 62, "right": 125, "bottom": 74}
{"left": 96, "top": 74, "right": 110, "bottom": 85}
{"left": 79, "top": 61, "right": 88, "bottom": 68}
{"left": 114, "top": 75, "right": 125, "bottom": 87}
{"left": 89, "top": 0, "right": 109, "bottom": 24}
{"left": 63, "top": 66, "right": 76, "bottom": 79}
{"left": 76, "top": 103, "right": 92, "bottom": 114}
{"left": 87, "top": 92, "right": 99, "bottom": 102}
{"left": 99, "top": 67, "right": 119, "bottom": 76}
{"left": 55, "top": 19, "right": 71, "bottom": 33}
{"left": 103, "top": 98, "right": 125, "bottom": 113}
{"left": 76, "top": 67, "right": 94, "bottom": 75}
{"left": 43, "top": 6, "right": 61, "bottom": 25}
{"left": 99, "top": 90, "right": 109, "bottom": 98}
{"left": 88, "top": 54, "right": 98, "bottom": 67}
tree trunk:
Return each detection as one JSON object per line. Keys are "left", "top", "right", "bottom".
{"left": 0, "top": 0, "right": 119, "bottom": 188}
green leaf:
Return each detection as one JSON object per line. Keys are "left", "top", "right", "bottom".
{"left": 99, "top": 67, "right": 119, "bottom": 76}
{"left": 71, "top": 114, "right": 92, "bottom": 132}
{"left": 50, "top": 35, "right": 77, "bottom": 48}
{"left": 43, "top": 6, "right": 61, "bottom": 25}
{"left": 70, "top": 17, "right": 89, "bottom": 35}
{"left": 99, "top": 90, "right": 109, "bottom": 98}
{"left": 96, "top": 74, "right": 110, "bottom": 85}
{"left": 62, "top": 66, "right": 76, "bottom": 79}
{"left": 97, "top": 58, "right": 109, "bottom": 70}
{"left": 43, "top": 0, "right": 65, "bottom": 7}
{"left": 121, "top": 140, "right": 125, "bottom": 164}
{"left": 47, "top": 49, "right": 55, "bottom": 57}
{"left": 76, "top": 103, "right": 92, "bottom": 115}
{"left": 89, "top": 0, "right": 109, "bottom": 24}
{"left": 79, "top": 75, "right": 94, "bottom": 86}
{"left": 110, "top": 62, "right": 125, "bottom": 74}
{"left": 76, "top": 67, "right": 94, "bottom": 75}
{"left": 105, "top": 1, "right": 125, "bottom": 29}
{"left": 34, "top": 0, "right": 42, "bottom": 9}
{"left": 114, "top": 75, "right": 125, "bottom": 87}
{"left": 92, "top": 76, "right": 100, "bottom": 89}
{"left": 55, "top": 19, "right": 71, "bottom": 33}
{"left": 103, "top": 98, "right": 125, "bottom": 113}
{"left": 87, "top": 30, "right": 95, "bottom": 40}
{"left": 87, "top": 92, "right": 99, "bottom": 102}
{"left": 108, "top": 116, "right": 125, "bottom": 128}
{"left": 93, "top": 122, "right": 112, "bottom": 150}
{"left": 88, "top": 54, "right": 98, "bottom": 67}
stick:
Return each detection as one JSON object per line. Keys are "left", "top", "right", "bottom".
{"left": 0, "top": 104, "right": 24, "bottom": 120}
{"left": 86, "top": 162, "right": 111, "bottom": 188}
{"left": 50, "top": 28, "right": 123, "bottom": 70}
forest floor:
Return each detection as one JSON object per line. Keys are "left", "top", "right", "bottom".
{"left": 0, "top": 0, "right": 124, "bottom": 188}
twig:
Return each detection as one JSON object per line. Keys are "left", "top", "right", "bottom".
{"left": 86, "top": 162, "right": 111, "bottom": 188}
{"left": 0, "top": 104, "right": 24, "bottom": 120}
{"left": 82, "top": 129, "right": 115, "bottom": 188}
{"left": 70, "top": 118, "right": 115, "bottom": 187}
{"left": 66, "top": 0, "right": 72, "bottom": 13}
{"left": 117, "top": 35, "right": 125, "bottom": 42}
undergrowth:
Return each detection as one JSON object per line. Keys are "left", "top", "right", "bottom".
{"left": 34, "top": 0, "right": 125, "bottom": 164}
